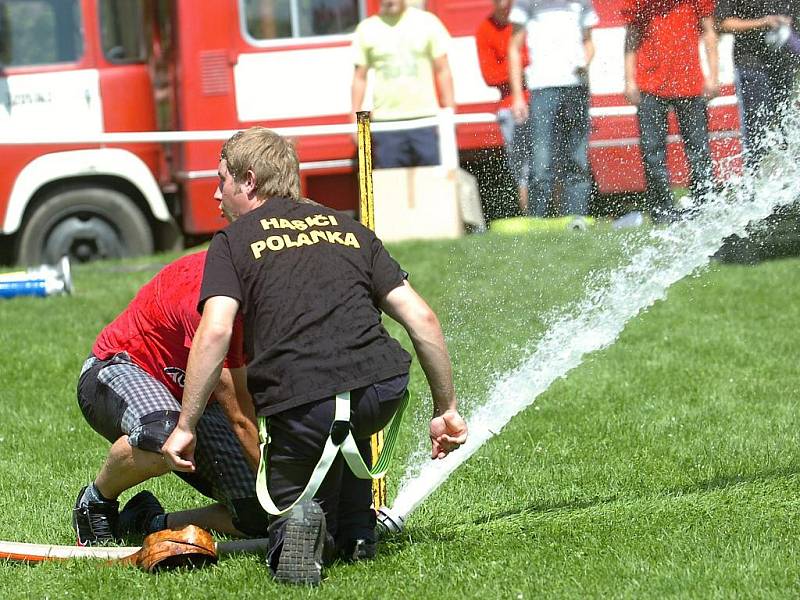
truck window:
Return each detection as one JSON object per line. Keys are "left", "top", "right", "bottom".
{"left": 99, "top": 0, "right": 146, "bottom": 63}
{"left": 243, "top": 0, "right": 360, "bottom": 40}
{"left": 0, "top": 0, "right": 82, "bottom": 66}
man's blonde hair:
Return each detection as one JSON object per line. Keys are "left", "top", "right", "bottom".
{"left": 221, "top": 127, "right": 301, "bottom": 200}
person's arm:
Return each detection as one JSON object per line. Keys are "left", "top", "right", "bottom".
{"left": 623, "top": 25, "right": 641, "bottom": 105}
{"left": 433, "top": 55, "right": 456, "bottom": 109}
{"left": 575, "top": 27, "right": 595, "bottom": 84}
{"left": 380, "top": 280, "right": 467, "bottom": 459}
{"left": 509, "top": 25, "right": 528, "bottom": 123}
{"left": 583, "top": 28, "right": 595, "bottom": 66}
{"left": 351, "top": 64, "right": 369, "bottom": 116}
{"left": 162, "top": 295, "right": 239, "bottom": 472}
{"left": 701, "top": 16, "right": 720, "bottom": 99}
{"left": 717, "top": 15, "right": 792, "bottom": 33}
{"left": 213, "top": 367, "right": 259, "bottom": 472}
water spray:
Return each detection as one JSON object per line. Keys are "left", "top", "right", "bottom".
{"left": 379, "top": 110, "right": 800, "bottom": 532}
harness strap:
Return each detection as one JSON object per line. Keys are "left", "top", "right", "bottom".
{"left": 255, "top": 389, "right": 410, "bottom": 516}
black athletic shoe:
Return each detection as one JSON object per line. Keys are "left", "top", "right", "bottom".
{"left": 72, "top": 486, "right": 119, "bottom": 546}
{"left": 117, "top": 490, "right": 165, "bottom": 539}
{"left": 339, "top": 538, "right": 377, "bottom": 562}
{"left": 274, "top": 500, "right": 328, "bottom": 586}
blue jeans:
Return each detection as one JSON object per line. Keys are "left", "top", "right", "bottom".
{"left": 637, "top": 93, "right": 713, "bottom": 211}
{"left": 528, "top": 85, "right": 591, "bottom": 217}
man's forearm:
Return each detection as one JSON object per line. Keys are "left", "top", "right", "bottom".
{"left": 718, "top": 16, "right": 776, "bottom": 33}
{"left": 624, "top": 48, "right": 636, "bottom": 85}
{"left": 702, "top": 18, "right": 719, "bottom": 82}
{"left": 433, "top": 57, "right": 456, "bottom": 109}
{"left": 409, "top": 320, "right": 457, "bottom": 416}
{"left": 213, "top": 368, "right": 260, "bottom": 471}
{"left": 351, "top": 68, "right": 367, "bottom": 114}
{"left": 437, "top": 70, "right": 456, "bottom": 109}
{"left": 583, "top": 37, "right": 595, "bottom": 65}
{"left": 508, "top": 32, "right": 524, "bottom": 99}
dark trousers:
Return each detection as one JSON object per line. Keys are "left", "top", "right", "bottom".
{"left": 637, "top": 93, "right": 714, "bottom": 212}
{"left": 265, "top": 373, "right": 409, "bottom": 567}
{"left": 736, "top": 64, "right": 795, "bottom": 169}
{"left": 373, "top": 127, "right": 440, "bottom": 168}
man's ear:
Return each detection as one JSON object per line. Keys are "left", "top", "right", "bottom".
{"left": 244, "top": 169, "right": 258, "bottom": 197}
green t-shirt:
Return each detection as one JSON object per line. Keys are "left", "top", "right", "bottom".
{"left": 353, "top": 7, "right": 451, "bottom": 121}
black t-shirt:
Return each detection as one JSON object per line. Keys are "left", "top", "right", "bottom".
{"left": 200, "top": 197, "right": 412, "bottom": 417}
{"left": 716, "top": 0, "right": 800, "bottom": 74}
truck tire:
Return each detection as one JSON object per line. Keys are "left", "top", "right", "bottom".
{"left": 16, "top": 187, "right": 154, "bottom": 265}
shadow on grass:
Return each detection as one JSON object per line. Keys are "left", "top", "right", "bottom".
{"left": 379, "top": 463, "right": 800, "bottom": 552}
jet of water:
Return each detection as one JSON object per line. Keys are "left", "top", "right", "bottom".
{"left": 390, "top": 115, "right": 800, "bottom": 521}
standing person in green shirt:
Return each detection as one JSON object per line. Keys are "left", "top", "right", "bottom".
{"left": 350, "top": 0, "right": 456, "bottom": 168}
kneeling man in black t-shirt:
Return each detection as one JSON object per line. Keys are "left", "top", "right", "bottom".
{"left": 162, "top": 126, "right": 467, "bottom": 585}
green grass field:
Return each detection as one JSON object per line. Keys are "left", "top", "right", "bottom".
{"left": 0, "top": 227, "right": 798, "bottom": 598}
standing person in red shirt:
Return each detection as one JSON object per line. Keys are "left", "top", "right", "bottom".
{"left": 72, "top": 251, "right": 267, "bottom": 546}
{"left": 623, "top": 0, "right": 720, "bottom": 223}
{"left": 476, "top": 0, "right": 532, "bottom": 215}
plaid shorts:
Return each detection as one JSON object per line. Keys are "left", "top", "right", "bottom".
{"left": 78, "top": 353, "right": 256, "bottom": 507}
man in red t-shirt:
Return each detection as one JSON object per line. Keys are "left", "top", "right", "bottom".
{"left": 73, "top": 250, "right": 267, "bottom": 545}
{"left": 476, "top": 0, "right": 531, "bottom": 214}
{"left": 623, "top": 0, "right": 720, "bottom": 223}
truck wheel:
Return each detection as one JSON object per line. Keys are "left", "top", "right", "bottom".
{"left": 16, "top": 187, "right": 154, "bottom": 265}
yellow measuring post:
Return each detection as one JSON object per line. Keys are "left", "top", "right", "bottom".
{"left": 356, "top": 110, "right": 387, "bottom": 510}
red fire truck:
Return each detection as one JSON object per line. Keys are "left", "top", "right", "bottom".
{"left": 0, "top": 0, "right": 740, "bottom": 265}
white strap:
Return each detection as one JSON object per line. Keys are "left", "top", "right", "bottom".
{"left": 255, "top": 391, "right": 387, "bottom": 516}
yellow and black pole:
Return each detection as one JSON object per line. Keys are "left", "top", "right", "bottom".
{"left": 356, "top": 110, "right": 386, "bottom": 510}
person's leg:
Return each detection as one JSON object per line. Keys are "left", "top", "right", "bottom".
{"left": 528, "top": 88, "right": 559, "bottom": 217}
{"left": 559, "top": 85, "right": 592, "bottom": 216}
{"left": 186, "top": 402, "right": 268, "bottom": 537}
{"left": 408, "top": 126, "right": 441, "bottom": 166}
{"left": 736, "top": 65, "right": 773, "bottom": 169}
{"left": 334, "top": 372, "right": 409, "bottom": 560}
{"left": 166, "top": 503, "right": 239, "bottom": 534}
{"left": 74, "top": 353, "right": 182, "bottom": 544}
{"left": 116, "top": 403, "right": 268, "bottom": 540}
{"left": 263, "top": 372, "right": 408, "bottom": 576}
{"left": 498, "top": 108, "right": 530, "bottom": 214}
{"left": 672, "top": 96, "right": 714, "bottom": 203}
{"left": 94, "top": 436, "right": 169, "bottom": 499}
{"left": 637, "top": 93, "right": 673, "bottom": 217}
{"left": 516, "top": 115, "right": 532, "bottom": 215}
{"left": 265, "top": 399, "right": 340, "bottom": 575}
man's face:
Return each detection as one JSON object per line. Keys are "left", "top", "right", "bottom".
{"left": 493, "top": 0, "right": 511, "bottom": 18}
{"left": 215, "top": 159, "right": 252, "bottom": 223}
{"left": 380, "top": 0, "right": 406, "bottom": 17}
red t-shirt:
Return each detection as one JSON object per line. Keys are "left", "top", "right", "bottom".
{"left": 93, "top": 251, "right": 245, "bottom": 401}
{"left": 621, "top": 0, "right": 714, "bottom": 98}
{"left": 475, "top": 15, "right": 530, "bottom": 109}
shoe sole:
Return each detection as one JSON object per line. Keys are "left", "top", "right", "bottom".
{"left": 274, "top": 502, "right": 325, "bottom": 586}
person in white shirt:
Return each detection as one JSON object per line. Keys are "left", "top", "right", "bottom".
{"left": 508, "top": 0, "right": 599, "bottom": 217}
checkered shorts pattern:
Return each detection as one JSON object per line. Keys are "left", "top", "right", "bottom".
{"left": 80, "top": 353, "right": 255, "bottom": 504}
